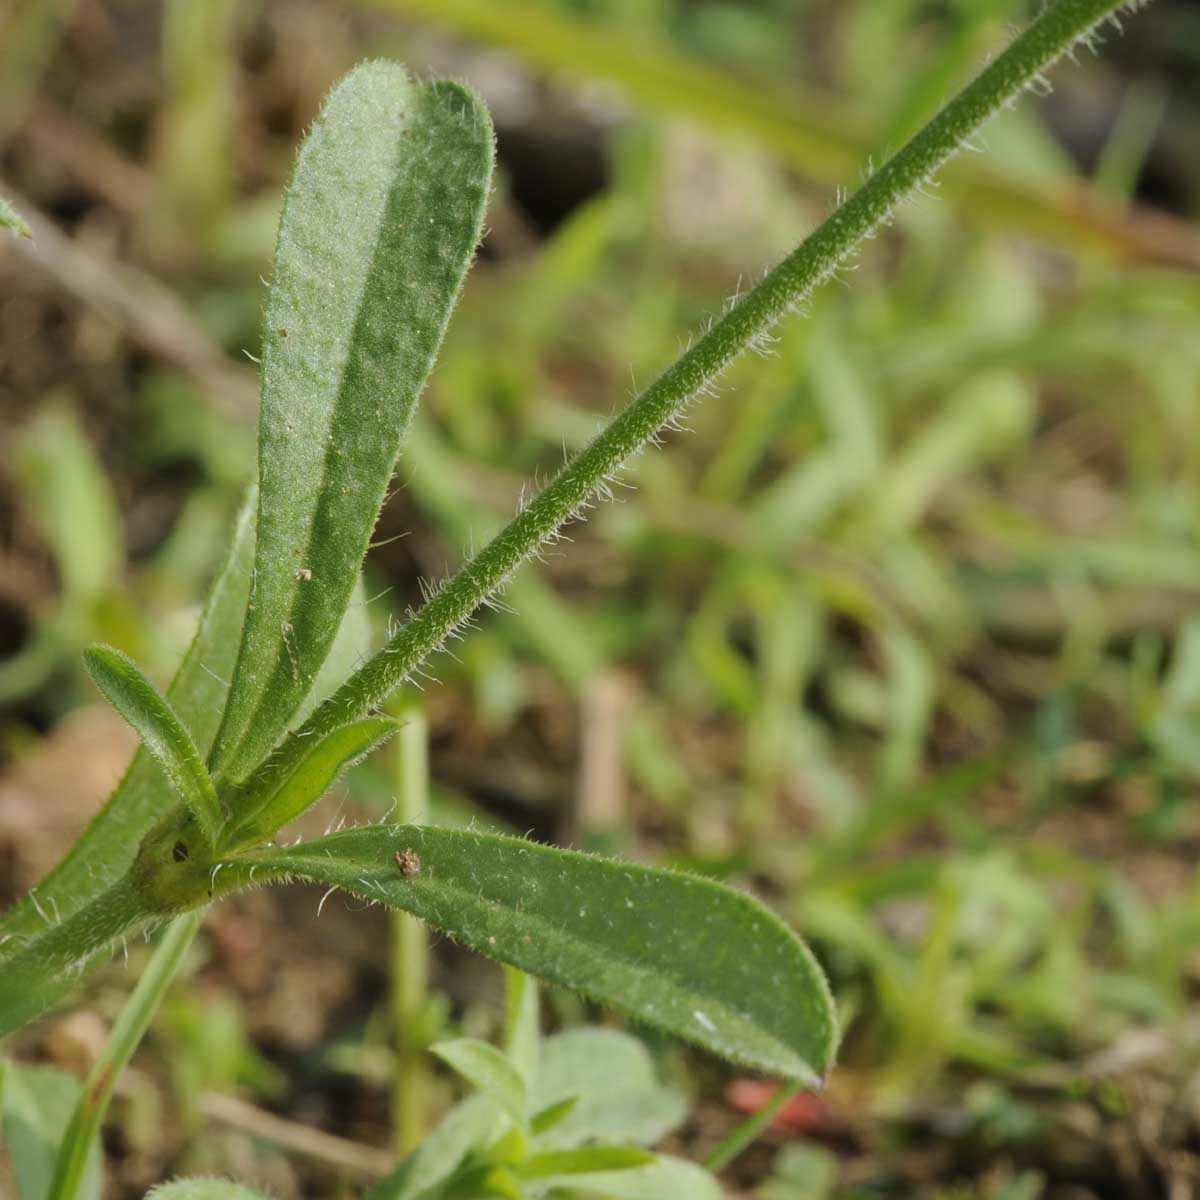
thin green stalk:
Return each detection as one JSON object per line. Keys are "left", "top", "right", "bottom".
{"left": 275, "top": 0, "right": 1137, "bottom": 758}
{"left": 391, "top": 703, "right": 431, "bottom": 1155}
{"left": 703, "top": 1080, "right": 803, "bottom": 1174}
{"left": 47, "top": 912, "right": 200, "bottom": 1200}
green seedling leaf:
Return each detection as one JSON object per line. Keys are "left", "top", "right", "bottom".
{"left": 2, "top": 1062, "right": 102, "bottom": 1200}
{"left": 432, "top": 1038, "right": 529, "bottom": 1132}
{"left": 145, "top": 1181, "right": 274, "bottom": 1200}
{"left": 224, "top": 716, "right": 399, "bottom": 849}
{"left": 83, "top": 644, "right": 225, "bottom": 850}
{"left": 530, "top": 1095, "right": 579, "bottom": 1136}
{"left": 530, "top": 1029, "right": 685, "bottom": 1149}
{"left": 534, "top": 1155, "right": 722, "bottom": 1200}
{"left": 363, "top": 1094, "right": 497, "bottom": 1200}
{"left": 520, "top": 1147, "right": 655, "bottom": 1178}
{"left": 210, "top": 60, "right": 494, "bottom": 786}
{"left": 480, "top": 1165, "right": 524, "bottom": 1200}
{"left": 228, "top": 826, "right": 837, "bottom": 1083}
{"left": 0, "top": 194, "right": 31, "bottom": 237}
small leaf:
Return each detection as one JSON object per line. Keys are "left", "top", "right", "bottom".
{"left": 2, "top": 1062, "right": 102, "bottom": 1200}
{"left": 480, "top": 1165, "right": 525, "bottom": 1200}
{"left": 228, "top": 826, "right": 837, "bottom": 1083}
{"left": 432, "top": 1038, "right": 528, "bottom": 1131}
{"left": 0, "top": 194, "right": 31, "bottom": 238}
{"left": 520, "top": 1147, "right": 655, "bottom": 1177}
{"left": 362, "top": 1094, "right": 496, "bottom": 1200}
{"left": 530, "top": 1095, "right": 579, "bottom": 1136}
{"left": 535, "top": 1155, "right": 722, "bottom": 1200}
{"left": 210, "top": 61, "right": 494, "bottom": 786}
{"left": 531, "top": 1029, "right": 685, "bottom": 1149}
{"left": 83, "top": 644, "right": 224, "bottom": 849}
{"left": 225, "top": 716, "right": 399, "bottom": 849}
{"left": 145, "top": 1180, "right": 275, "bottom": 1200}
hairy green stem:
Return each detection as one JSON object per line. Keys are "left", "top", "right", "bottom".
{"left": 271, "top": 0, "right": 1135, "bottom": 758}
{"left": 47, "top": 913, "right": 200, "bottom": 1200}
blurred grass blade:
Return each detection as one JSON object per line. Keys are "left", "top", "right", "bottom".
{"left": 83, "top": 645, "right": 224, "bottom": 849}
{"left": 430, "top": 1038, "right": 528, "bottom": 1131}
{"left": 364, "top": 0, "right": 1200, "bottom": 268}
{"left": 210, "top": 61, "right": 494, "bottom": 786}
{"left": 227, "top": 826, "right": 838, "bottom": 1083}
{"left": 225, "top": 717, "right": 400, "bottom": 849}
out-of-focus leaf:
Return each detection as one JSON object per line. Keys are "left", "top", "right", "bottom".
{"left": 529, "top": 1155, "right": 721, "bottom": 1199}
{"left": 1, "top": 1062, "right": 101, "bottom": 1200}
{"left": 431, "top": 1038, "right": 528, "bottom": 1131}
{"left": 531, "top": 1029, "right": 685, "bottom": 1149}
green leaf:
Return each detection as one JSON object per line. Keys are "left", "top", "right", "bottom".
{"left": 145, "top": 1180, "right": 274, "bottom": 1200}
{"left": 532, "top": 1155, "right": 721, "bottom": 1200}
{"left": 520, "top": 1148, "right": 655, "bottom": 1178}
{"left": 362, "top": 1094, "right": 497, "bottom": 1200}
{"left": 0, "top": 194, "right": 31, "bottom": 237}
{"left": 432, "top": 1038, "right": 529, "bottom": 1132}
{"left": 226, "top": 826, "right": 837, "bottom": 1083}
{"left": 224, "top": 716, "right": 399, "bottom": 849}
{"left": 210, "top": 60, "right": 494, "bottom": 786}
{"left": 83, "top": 644, "right": 224, "bottom": 849}
{"left": 2, "top": 1062, "right": 102, "bottom": 1200}
{"left": 0, "top": 494, "right": 255, "bottom": 1037}
{"left": 530, "top": 1029, "right": 685, "bottom": 1149}
{"left": 530, "top": 1096, "right": 579, "bottom": 1136}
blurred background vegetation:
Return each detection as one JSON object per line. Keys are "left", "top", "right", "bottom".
{"left": 1, "top": 0, "right": 1199, "bottom": 1196}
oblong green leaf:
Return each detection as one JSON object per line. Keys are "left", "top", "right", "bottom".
{"left": 520, "top": 1147, "right": 655, "bottom": 1178}
{"left": 83, "top": 645, "right": 224, "bottom": 848}
{"left": 224, "top": 716, "right": 399, "bottom": 850}
{"left": 431, "top": 1037, "right": 528, "bottom": 1131}
{"left": 210, "top": 61, "right": 494, "bottom": 786}
{"left": 225, "top": 826, "right": 837, "bottom": 1083}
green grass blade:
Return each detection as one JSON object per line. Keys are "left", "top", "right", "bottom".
{"left": 83, "top": 645, "right": 224, "bottom": 850}
{"left": 210, "top": 61, "right": 494, "bottom": 787}
{"left": 224, "top": 826, "right": 838, "bottom": 1083}
{"left": 224, "top": 717, "right": 400, "bottom": 849}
